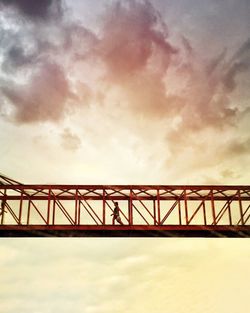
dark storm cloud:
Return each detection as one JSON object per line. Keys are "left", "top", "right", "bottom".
{"left": 0, "top": 0, "right": 62, "bottom": 20}
{"left": 1, "top": 62, "right": 71, "bottom": 123}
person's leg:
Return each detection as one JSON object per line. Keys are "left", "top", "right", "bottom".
{"left": 117, "top": 216, "right": 123, "bottom": 225}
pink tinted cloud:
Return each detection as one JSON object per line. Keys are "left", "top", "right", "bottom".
{"left": 96, "top": 0, "right": 177, "bottom": 81}
{"left": 0, "top": 0, "right": 249, "bottom": 136}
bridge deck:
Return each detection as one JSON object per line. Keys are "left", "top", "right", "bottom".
{"left": 0, "top": 225, "right": 250, "bottom": 237}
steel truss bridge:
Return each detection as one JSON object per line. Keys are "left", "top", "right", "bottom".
{"left": 0, "top": 176, "right": 250, "bottom": 237}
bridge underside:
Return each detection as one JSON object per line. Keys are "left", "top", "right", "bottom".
{"left": 1, "top": 225, "right": 250, "bottom": 237}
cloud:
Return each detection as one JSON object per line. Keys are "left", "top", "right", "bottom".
{"left": 61, "top": 128, "right": 81, "bottom": 151}
{"left": 1, "top": 238, "right": 250, "bottom": 313}
{"left": 0, "top": 0, "right": 100, "bottom": 124}
{"left": 1, "top": 61, "right": 71, "bottom": 123}
{"left": 0, "top": 0, "right": 249, "bottom": 143}
{"left": 181, "top": 36, "right": 194, "bottom": 57}
{"left": 63, "top": 23, "right": 98, "bottom": 58}
{"left": 223, "top": 38, "right": 250, "bottom": 92}
{"left": 206, "top": 49, "right": 227, "bottom": 76}
{"left": 171, "top": 38, "right": 250, "bottom": 134}
{"left": 87, "top": 1, "right": 249, "bottom": 132}
{"left": 164, "top": 37, "right": 250, "bottom": 158}
{"left": 224, "top": 137, "right": 250, "bottom": 157}
{"left": 220, "top": 169, "right": 240, "bottom": 180}
{"left": 0, "top": 0, "right": 62, "bottom": 21}
{"left": 231, "top": 37, "right": 250, "bottom": 64}
{"left": 83, "top": 0, "right": 179, "bottom": 117}
{"left": 96, "top": 0, "right": 177, "bottom": 81}
{"left": 2, "top": 45, "right": 38, "bottom": 73}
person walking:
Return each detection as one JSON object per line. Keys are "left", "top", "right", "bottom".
{"left": 111, "top": 202, "right": 123, "bottom": 225}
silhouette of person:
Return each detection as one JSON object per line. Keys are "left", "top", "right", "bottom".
{"left": 111, "top": 202, "right": 123, "bottom": 225}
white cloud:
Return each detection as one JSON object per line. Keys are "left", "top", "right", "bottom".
{"left": 1, "top": 238, "right": 250, "bottom": 313}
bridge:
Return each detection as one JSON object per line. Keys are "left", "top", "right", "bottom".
{"left": 0, "top": 175, "right": 250, "bottom": 237}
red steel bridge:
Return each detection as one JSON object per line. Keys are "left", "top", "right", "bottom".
{"left": 0, "top": 175, "right": 250, "bottom": 237}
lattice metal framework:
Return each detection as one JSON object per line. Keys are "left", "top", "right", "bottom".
{"left": 0, "top": 176, "right": 250, "bottom": 237}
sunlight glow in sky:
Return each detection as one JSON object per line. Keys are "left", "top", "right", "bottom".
{"left": 0, "top": 1, "right": 250, "bottom": 312}
{"left": 0, "top": 0, "right": 249, "bottom": 185}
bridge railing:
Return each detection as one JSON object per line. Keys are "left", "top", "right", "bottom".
{"left": 1, "top": 185, "right": 250, "bottom": 227}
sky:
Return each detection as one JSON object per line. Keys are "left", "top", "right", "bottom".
{"left": 0, "top": 1, "right": 250, "bottom": 312}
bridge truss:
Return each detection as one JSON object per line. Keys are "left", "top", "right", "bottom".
{"left": 0, "top": 178, "right": 250, "bottom": 237}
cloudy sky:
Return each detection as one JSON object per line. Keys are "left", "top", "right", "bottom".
{"left": 0, "top": 0, "right": 249, "bottom": 184}
{"left": 1, "top": 238, "right": 250, "bottom": 313}
{"left": 0, "top": 1, "right": 250, "bottom": 312}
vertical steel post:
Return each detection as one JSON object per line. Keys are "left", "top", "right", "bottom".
{"left": 103, "top": 188, "right": 106, "bottom": 225}
{"left": 184, "top": 189, "right": 188, "bottom": 225}
{"left": 27, "top": 200, "right": 31, "bottom": 225}
{"left": 238, "top": 190, "right": 244, "bottom": 225}
{"left": 18, "top": 191, "right": 23, "bottom": 225}
{"left": 77, "top": 191, "right": 81, "bottom": 225}
{"left": 75, "top": 188, "right": 78, "bottom": 225}
{"left": 47, "top": 188, "right": 51, "bottom": 225}
{"left": 52, "top": 198, "right": 56, "bottom": 225}
{"left": 178, "top": 197, "right": 182, "bottom": 225}
{"left": 157, "top": 188, "right": 161, "bottom": 225}
{"left": 153, "top": 199, "right": 156, "bottom": 225}
{"left": 211, "top": 190, "right": 216, "bottom": 225}
{"left": 129, "top": 189, "right": 133, "bottom": 225}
